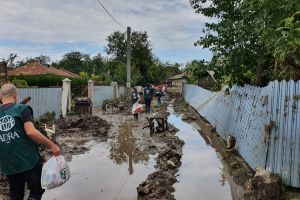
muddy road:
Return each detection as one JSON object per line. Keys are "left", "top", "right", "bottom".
{"left": 42, "top": 99, "right": 234, "bottom": 200}
{"left": 1, "top": 96, "right": 292, "bottom": 200}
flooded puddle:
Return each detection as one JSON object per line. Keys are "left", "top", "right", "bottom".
{"left": 43, "top": 124, "right": 156, "bottom": 200}
{"left": 167, "top": 106, "right": 232, "bottom": 200}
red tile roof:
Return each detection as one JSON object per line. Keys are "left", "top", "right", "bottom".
{"left": 8, "top": 62, "right": 78, "bottom": 78}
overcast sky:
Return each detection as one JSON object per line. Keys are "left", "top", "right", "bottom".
{"left": 0, "top": 0, "right": 212, "bottom": 63}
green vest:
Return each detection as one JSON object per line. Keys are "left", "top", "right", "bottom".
{"left": 0, "top": 104, "right": 40, "bottom": 175}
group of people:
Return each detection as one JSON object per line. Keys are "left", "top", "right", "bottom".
{"left": 131, "top": 83, "right": 166, "bottom": 118}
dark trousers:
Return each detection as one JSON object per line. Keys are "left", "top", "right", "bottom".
{"left": 6, "top": 161, "right": 45, "bottom": 200}
{"left": 144, "top": 97, "right": 152, "bottom": 113}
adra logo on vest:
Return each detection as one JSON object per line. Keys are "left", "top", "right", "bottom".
{"left": 0, "top": 115, "right": 16, "bottom": 131}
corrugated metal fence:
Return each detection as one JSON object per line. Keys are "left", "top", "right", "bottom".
{"left": 93, "top": 86, "right": 126, "bottom": 107}
{"left": 18, "top": 87, "right": 62, "bottom": 118}
{"left": 182, "top": 80, "right": 300, "bottom": 188}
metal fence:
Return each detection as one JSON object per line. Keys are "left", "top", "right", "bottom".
{"left": 93, "top": 86, "right": 126, "bottom": 107}
{"left": 182, "top": 80, "right": 300, "bottom": 188}
{"left": 18, "top": 87, "right": 62, "bottom": 119}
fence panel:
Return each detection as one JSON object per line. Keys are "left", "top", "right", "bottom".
{"left": 93, "top": 86, "right": 114, "bottom": 108}
{"left": 18, "top": 87, "right": 62, "bottom": 118}
{"left": 183, "top": 81, "right": 300, "bottom": 188}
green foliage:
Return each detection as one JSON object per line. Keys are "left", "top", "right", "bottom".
{"left": 105, "top": 31, "right": 180, "bottom": 85}
{"left": 9, "top": 74, "right": 88, "bottom": 97}
{"left": 10, "top": 79, "right": 28, "bottom": 88}
{"left": 58, "top": 51, "right": 94, "bottom": 74}
{"left": 190, "top": 0, "right": 300, "bottom": 86}
{"left": 10, "top": 74, "right": 63, "bottom": 87}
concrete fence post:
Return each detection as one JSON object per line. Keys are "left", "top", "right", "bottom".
{"left": 115, "top": 82, "right": 120, "bottom": 98}
{"left": 62, "top": 78, "right": 71, "bottom": 117}
{"left": 88, "top": 80, "right": 94, "bottom": 101}
{"left": 111, "top": 82, "right": 117, "bottom": 99}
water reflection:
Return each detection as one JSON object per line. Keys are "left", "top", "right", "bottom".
{"left": 109, "top": 124, "right": 149, "bottom": 175}
{"left": 167, "top": 107, "right": 232, "bottom": 200}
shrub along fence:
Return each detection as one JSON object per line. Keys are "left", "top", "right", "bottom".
{"left": 182, "top": 80, "right": 300, "bottom": 188}
{"left": 10, "top": 74, "right": 88, "bottom": 97}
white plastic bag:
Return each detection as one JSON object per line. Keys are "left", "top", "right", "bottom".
{"left": 41, "top": 155, "right": 71, "bottom": 189}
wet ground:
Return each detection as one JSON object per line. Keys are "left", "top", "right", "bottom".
{"left": 167, "top": 106, "right": 232, "bottom": 200}
{"left": 43, "top": 141, "right": 156, "bottom": 200}
{"left": 43, "top": 102, "right": 233, "bottom": 200}
{"left": 2, "top": 97, "right": 296, "bottom": 200}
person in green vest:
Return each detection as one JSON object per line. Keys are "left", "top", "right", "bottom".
{"left": 0, "top": 83, "right": 61, "bottom": 200}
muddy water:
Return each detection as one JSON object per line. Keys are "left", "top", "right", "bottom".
{"left": 167, "top": 106, "right": 232, "bottom": 200}
{"left": 43, "top": 125, "right": 156, "bottom": 200}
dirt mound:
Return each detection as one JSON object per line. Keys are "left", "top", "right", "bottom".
{"left": 56, "top": 115, "right": 110, "bottom": 137}
{"left": 137, "top": 124, "right": 184, "bottom": 200}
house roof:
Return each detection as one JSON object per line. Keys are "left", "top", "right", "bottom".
{"left": 168, "top": 73, "right": 186, "bottom": 80}
{"left": 8, "top": 62, "right": 78, "bottom": 77}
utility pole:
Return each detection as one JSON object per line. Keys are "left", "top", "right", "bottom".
{"left": 126, "top": 26, "right": 131, "bottom": 95}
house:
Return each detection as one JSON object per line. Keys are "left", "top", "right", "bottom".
{"left": 8, "top": 62, "right": 78, "bottom": 78}
{"left": 167, "top": 73, "right": 187, "bottom": 87}
{"left": 167, "top": 73, "right": 187, "bottom": 94}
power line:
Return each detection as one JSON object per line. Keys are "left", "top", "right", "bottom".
{"left": 95, "top": 0, "right": 126, "bottom": 30}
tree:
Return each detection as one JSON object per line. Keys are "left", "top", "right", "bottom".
{"left": 58, "top": 51, "right": 92, "bottom": 74}
{"left": 14, "top": 55, "right": 51, "bottom": 68}
{"left": 185, "top": 60, "right": 208, "bottom": 85}
{"left": 105, "top": 31, "right": 155, "bottom": 84}
{"left": 190, "top": 0, "right": 299, "bottom": 86}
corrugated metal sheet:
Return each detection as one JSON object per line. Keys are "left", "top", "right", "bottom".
{"left": 18, "top": 87, "right": 62, "bottom": 118}
{"left": 183, "top": 81, "right": 300, "bottom": 188}
{"left": 93, "top": 86, "right": 114, "bottom": 107}
{"left": 93, "top": 86, "right": 127, "bottom": 107}
{"left": 266, "top": 80, "right": 300, "bottom": 187}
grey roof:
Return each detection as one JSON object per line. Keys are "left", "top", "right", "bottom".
{"left": 168, "top": 73, "right": 186, "bottom": 80}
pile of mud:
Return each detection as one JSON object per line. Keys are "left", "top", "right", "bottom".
{"left": 137, "top": 124, "right": 184, "bottom": 200}
{"left": 55, "top": 115, "right": 110, "bottom": 137}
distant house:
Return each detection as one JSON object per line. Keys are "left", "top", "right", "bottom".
{"left": 167, "top": 73, "right": 187, "bottom": 87}
{"left": 8, "top": 62, "right": 78, "bottom": 78}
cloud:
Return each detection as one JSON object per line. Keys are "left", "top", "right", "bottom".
{"left": 0, "top": 0, "right": 211, "bottom": 62}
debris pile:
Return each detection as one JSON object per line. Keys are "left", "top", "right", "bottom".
{"left": 55, "top": 115, "right": 110, "bottom": 137}
{"left": 137, "top": 125, "right": 184, "bottom": 200}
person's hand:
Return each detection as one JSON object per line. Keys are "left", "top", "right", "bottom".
{"left": 50, "top": 144, "right": 61, "bottom": 157}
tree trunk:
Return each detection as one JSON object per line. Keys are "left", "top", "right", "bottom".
{"left": 255, "top": 50, "right": 264, "bottom": 86}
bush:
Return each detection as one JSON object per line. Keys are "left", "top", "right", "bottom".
{"left": 10, "top": 74, "right": 63, "bottom": 87}
{"left": 9, "top": 75, "right": 89, "bottom": 97}
{"left": 11, "top": 79, "right": 28, "bottom": 88}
